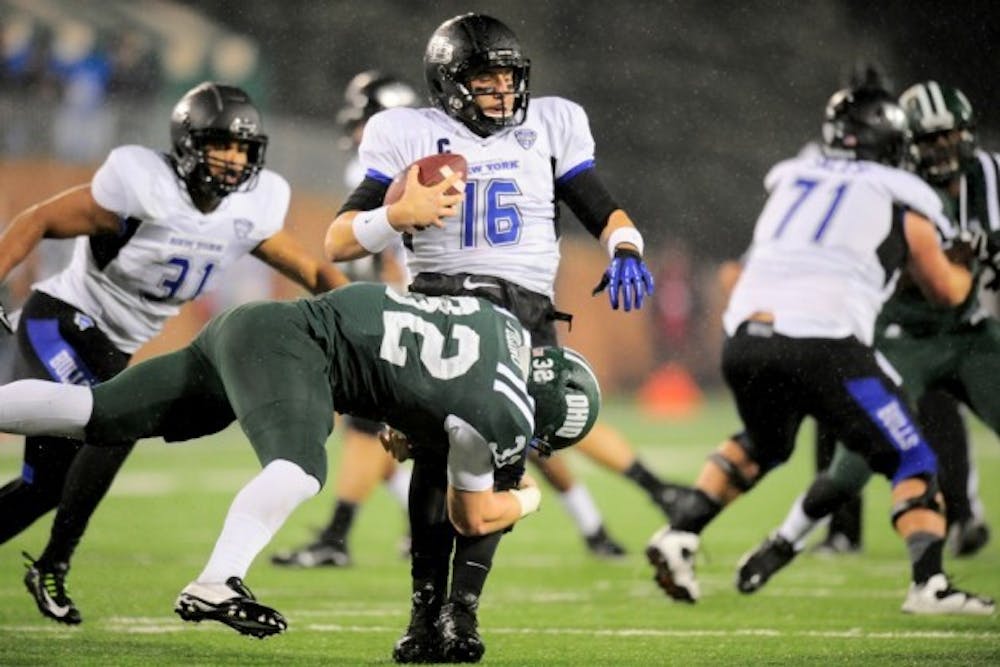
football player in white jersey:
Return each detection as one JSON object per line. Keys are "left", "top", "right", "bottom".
{"left": 644, "top": 85, "right": 994, "bottom": 615}
{"left": 272, "top": 70, "right": 417, "bottom": 569}
{"left": 324, "top": 13, "right": 674, "bottom": 663}
{"left": 0, "top": 81, "right": 348, "bottom": 625}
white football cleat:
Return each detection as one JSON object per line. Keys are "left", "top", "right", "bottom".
{"left": 175, "top": 577, "right": 287, "bottom": 638}
{"left": 901, "top": 573, "right": 995, "bottom": 616}
{"left": 645, "top": 527, "right": 701, "bottom": 602}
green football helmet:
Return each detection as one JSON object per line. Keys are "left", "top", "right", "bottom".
{"left": 898, "top": 81, "right": 976, "bottom": 184}
{"left": 527, "top": 346, "right": 601, "bottom": 456}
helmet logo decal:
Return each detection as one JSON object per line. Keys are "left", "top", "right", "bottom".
{"left": 229, "top": 116, "right": 258, "bottom": 135}
{"left": 555, "top": 394, "right": 590, "bottom": 439}
{"left": 900, "top": 82, "right": 953, "bottom": 132}
{"left": 426, "top": 36, "right": 454, "bottom": 64}
{"left": 233, "top": 218, "right": 254, "bottom": 239}
{"left": 514, "top": 128, "right": 536, "bottom": 149}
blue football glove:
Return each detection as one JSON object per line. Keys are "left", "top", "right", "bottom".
{"left": 592, "top": 247, "right": 655, "bottom": 311}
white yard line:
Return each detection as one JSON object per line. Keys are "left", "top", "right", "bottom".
{"left": 1, "top": 621, "right": 997, "bottom": 640}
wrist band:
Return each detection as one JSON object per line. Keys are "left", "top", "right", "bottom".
{"left": 511, "top": 486, "right": 542, "bottom": 518}
{"left": 606, "top": 226, "right": 644, "bottom": 258}
{"left": 352, "top": 206, "right": 396, "bottom": 253}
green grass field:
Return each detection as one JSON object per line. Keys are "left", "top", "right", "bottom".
{"left": 0, "top": 395, "right": 998, "bottom": 665}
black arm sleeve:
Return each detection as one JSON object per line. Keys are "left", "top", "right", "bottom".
{"left": 336, "top": 176, "right": 390, "bottom": 216}
{"left": 554, "top": 167, "right": 621, "bottom": 239}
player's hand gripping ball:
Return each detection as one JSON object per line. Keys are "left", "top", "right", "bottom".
{"left": 383, "top": 153, "right": 468, "bottom": 204}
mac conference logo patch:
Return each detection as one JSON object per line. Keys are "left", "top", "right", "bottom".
{"left": 514, "top": 128, "right": 536, "bottom": 149}
{"left": 233, "top": 218, "right": 254, "bottom": 239}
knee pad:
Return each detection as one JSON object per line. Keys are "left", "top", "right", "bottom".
{"left": 802, "top": 473, "right": 858, "bottom": 520}
{"left": 708, "top": 441, "right": 758, "bottom": 493}
{"left": 890, "top": 474, "right": 942, "bottom": 528}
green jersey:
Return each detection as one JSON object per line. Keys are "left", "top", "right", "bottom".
{"left": 299, "top": 283, "right": 534, "bottom": 464}
{"left": 879, "top": 150, "right": 1000, "bottom": 336}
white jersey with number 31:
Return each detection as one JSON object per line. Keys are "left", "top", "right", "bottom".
{"left": 359, "top": 98, "right": 597, "bottom": 298}
{"left": 33, "top": 145, "right": 288, "bottom": 353}
{"left": 724, "top": 154, "right": 954, "bottom": 344}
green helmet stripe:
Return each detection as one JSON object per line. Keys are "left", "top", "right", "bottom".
{"left": 561, "top": 347, "right": 602, "bottom": 402}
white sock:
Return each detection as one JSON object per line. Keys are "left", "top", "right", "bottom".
{"left": 776, "top": 494, "right": 820, "bottom": 549}
{"left": 558, "top": 483, "right": 603, "bottom": 537}
{"left": 197, "top": 459, "right": 320, "bottom": 583}
{"left": 385, "top": 465, "right": 411, "bottom": 510}
{"left": 0, "top": 379, "right": 91, "bottom": 438}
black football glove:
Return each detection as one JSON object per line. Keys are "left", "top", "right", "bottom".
{"left": 592, "top": 247, "right": 655, "bottom": 311}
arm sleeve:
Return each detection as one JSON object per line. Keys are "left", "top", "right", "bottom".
{"left": 555, "top": 166, "right": 621, "bottom": 238}
{"left": 336, "top": 176, "right": 390, "bottom": 216}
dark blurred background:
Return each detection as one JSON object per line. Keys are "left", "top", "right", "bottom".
{"left": 187, "top": 0, "right": 1000, "bottom": 258}
{"left": 1, "top": 0, "right": 996, "bottom": 390}
{"left": 3, "top": 0, "right": 997, "bottom": 258}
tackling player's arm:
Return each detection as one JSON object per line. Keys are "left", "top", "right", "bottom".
{"left": 904, "top": 210, "right": 973, "bottom": 305}
{"left": 447, "top": 473, "right": 540, "bottom": 536}
{"left": 0, "top": 184, "right": 120, "bottom": 283}
{"left": 252, "top": 229, "right": 350, "bottom": 294}
{"left": 324, "top": 167, "right": 464, "bottom": 262}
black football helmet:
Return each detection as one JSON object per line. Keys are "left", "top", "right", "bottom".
{"left": 821, "top": 86, "right": 910, "bottom": 166}
{"left": 336, "top": 70, "right": 418, "bottom": 147}
{"left": 527, "top": 346, "right": 601, "bottom": 456}
{"left": 898, "top": 81, "right": 976, "bottom": 184}
{"left": 169, "top": 81, "right": 268, "bottom": 200}
{"left": 424, "top": 13, "right": 530, "bottom": 137}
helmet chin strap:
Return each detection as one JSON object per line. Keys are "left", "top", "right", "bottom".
{"left": 185, "top": 169, "right": 226, "bottom": 213}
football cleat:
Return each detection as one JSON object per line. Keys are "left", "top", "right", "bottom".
{"left": 22, "top": 552, "right": 81, "bottom": 625}
{"left": 947, "top": 520, "right": 990, "bottom": 558}
{"left": 439, "top": 593, "right": 485, "bottom": 664}
{"left": 392, "top": 584, "right": 444, "bottom": 664}
{"left": 584, "top": 525, "right": 627, "bottom": 559}
{"left": 174, "top": 577, "right": 287, "bottom": 638}
{"left": 736, "top": 533, "right": 799, "bottom": 594}
{"left": 645, "top": 527, "right": 700, "bottom": 602}
{"left": 270, "top": 539, "right": 352, "bottom": 568}
{"left": 901, "top": 573, "right": 995, "bottom": 616}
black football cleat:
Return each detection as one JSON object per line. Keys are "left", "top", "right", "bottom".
{"left": 439, "top": 593, "right": 485, "bottom": 663}
{"left": 585, "top": 525, "right": 627, "bottom": 559}
{"left": 270, "top": 538, "right": 352, "bottom": 568}
{"left": 23, "top": 552, "right": 81, "bottom": 625}
{"left": 393, "top": 583, "right": 444, "bottom": 663}
{"left": 736, "top": 533, "right": 799, "bottom": 594}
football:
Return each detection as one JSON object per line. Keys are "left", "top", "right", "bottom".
{"left": 383, "top": 153, "right": 468, "bottom": 205}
